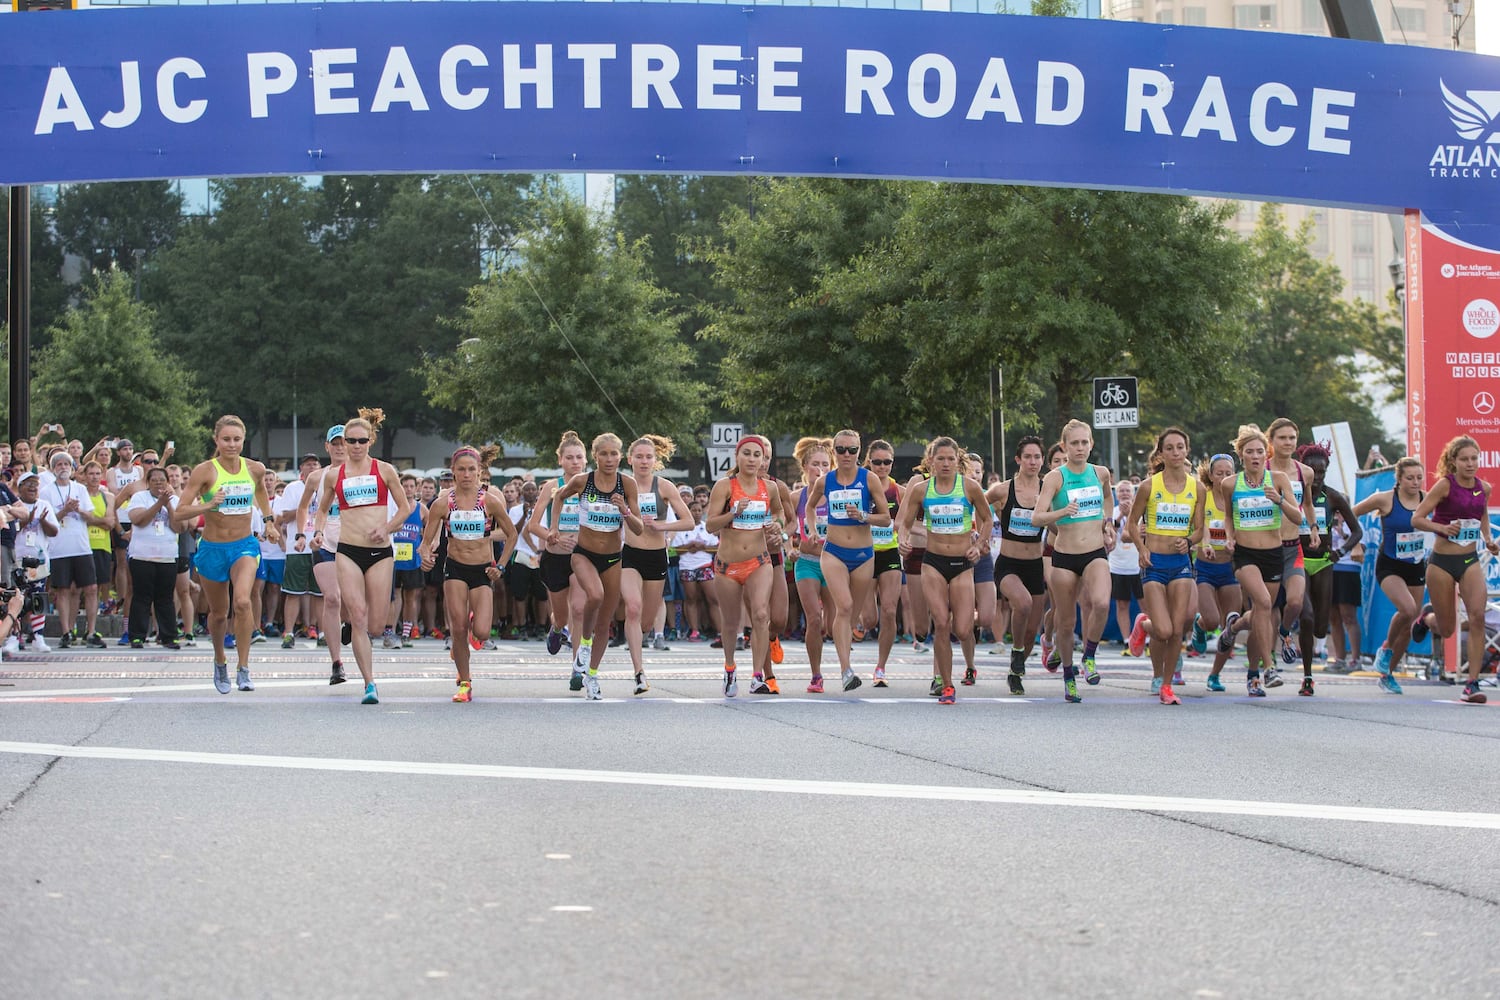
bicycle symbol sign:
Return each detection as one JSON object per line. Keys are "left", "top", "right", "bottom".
{"left": 1092, "top": 376, "right": 1138, "bottom": 429}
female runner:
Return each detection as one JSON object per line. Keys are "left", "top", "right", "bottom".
{"left": 1196, "top": 453, "right": 1244, "bottom": 693}
{"left": 1292, "top": 444, "right": 1360, "bottom": 696}
{"left": 1125, "top": 427, "right": 1201, "bottom": 706}
{"left": 703, "top": 436, "right": 785, "bottom": 698}
{"left": 1267, "top": 417, "right": 1320, "bottom": 685}
{"left": 897, "top": 437, "right": 992, "bottom": 705}
{"left": 792, "top": 437, "right": 834, "bottom": 692}
{"left": 420, "top": 445, "right": 516, "bottom": 702}
{"left": 526, "top": 431, "right": 588, "bottom": 681}
{"left": 865, "top": 440, "right": 904, "bottom": 687}
{"left": 621, "top": 435, "right": 695, "bottom": 695}
{"left": 1215, "top": 424, "right": 1302, "bottom": 697}
{"left": 1039, "top": 441, "right": 1067, "bottom": 671}
{"left": 1351, "top": 457, "right": 1429, "bottom": 693}
{"left": 1032, "top": 420, "right": 1116, "bottom": 703}
{"left": 1409, "top": 435, "right": 1499, "bottom": 704}
{"left": 548, "top": 433, "right": 643, "bottom": 700}
{"left": 802, "top": 429, "right": 892, "bottom": 694}
{"left": 176, "top": 415, "right": 280, "bottom": 695}
{"left": 326, "top": 409, "right": 411, "bottom": 705}
{"left": 985, "top": 436, "right": 1048, "bottom": 696}
{"left": 298, "top": 426, "right": 352, "bottom": 684}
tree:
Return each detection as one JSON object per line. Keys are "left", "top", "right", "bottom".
{"left": 149, "top": 177, "right": 339, "bottom": 456}
{"left": 314, "top": 174, "right": 533, "bottom": 458}
{"left": 53, "top": 180, "right": 183, "bottom": 276}
{"left": 424, "top": 186, "right": 707, "bottom": 454}
{"left": 1153, "top": 204, "right": 1392, "bottom": 453}
{"left": 699, "top": 178, "right": 927, "bottom": 439}
{"left": 32, "top": 271, "right": 210, "bottom": 457}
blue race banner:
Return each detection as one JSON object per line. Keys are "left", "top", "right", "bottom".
{"left": 3, "top": 2, "right": 1499, "bottom": 221}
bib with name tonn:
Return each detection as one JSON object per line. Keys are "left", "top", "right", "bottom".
{"left": 204, "top": 458, "right": 256, "bottom": 516}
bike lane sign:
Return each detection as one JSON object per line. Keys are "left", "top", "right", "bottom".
{"left": 1093, "top": 377, "right": 1138, "bottom": 429}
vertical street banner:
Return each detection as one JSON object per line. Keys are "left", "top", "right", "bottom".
{"left": 1405, "top": 211, "right": 1500, "bottom": 472}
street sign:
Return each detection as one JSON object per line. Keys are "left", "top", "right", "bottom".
{"left": 1092, "top": 377, "right": 1138, "bottom": 429}
{"left": 707, "top": 422, "right": 745, "bottom": 481}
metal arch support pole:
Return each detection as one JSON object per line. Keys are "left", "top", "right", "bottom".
{"left": 8, "top": 185, "right": 30, "bottom": 446}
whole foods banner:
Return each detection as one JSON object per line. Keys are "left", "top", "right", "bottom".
{"left": 1, "top": 1, "right": 1499, "bottom": 229}
{"left": 1405, "top": 212, "right": 1500, "bottom": 472}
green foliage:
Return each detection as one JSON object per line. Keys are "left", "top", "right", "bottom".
{"left": 32, "top": 271, "right": 210, "bottom": 458}
{"left": 52, "top": 181, "right": 183, "bottom": 276}
{"left": 425, "top": 187, "right": 707, "bottom": 455}
{"left": 700, "top": 178, "right": 928, "bottom": 439}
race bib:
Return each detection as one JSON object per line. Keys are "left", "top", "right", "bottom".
{"left": 1235, "top": 495, "right": 1276, "bottom": 530}
{"left": 1394, "top": 531, "right": 1426, "bottom": 562}
{"left": 732, "top": 500, "right": 770, "bottom": 530}
{"left": 582, "top": 500, "right": 623, "bottom": 532}
{"left": 829, "top": 488, "right": 863, "bottom": 518}
{"left": 872, "top": 523, "right": 895, "bottom": 546}
{"left": 558, "top": 498, "right": 580, "bottom": 533}
{"left": 812, "top": 508, "right": 829, "bottom": 539}
{"left": 928, "top": 502, "right": 967, "bottom": 534}
{"left": 1153, "top": 502, "right": 1191, "bottom": 534}
{"left": 449, "top": 510, "right": 487, "bottom": 541}
{"left": 1208, "top": 517, "right": 1227, "bottom": 549}
{"left": 341, "top": 475, "right": 380, "bottom": 507}
{"left": 1066, "top": 485, "right": 1103, "bottom": 520}
{"left": 1008, "top": 507, "right": 1040, "bottom": 538}
{"left": 1454, "top": 518, "right": 1482, "bottom": 546}
{"left": 638, "top": 492, "right": 658, "bottom": 519}
{"left": 394, "top": 542, "right": 414, "bottom": 561}
{"left": 218, "top": 482, "right": 254, "bottom": 516}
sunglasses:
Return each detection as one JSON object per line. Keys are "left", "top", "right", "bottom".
{"left": 344, "top": 437, "right": 371, "bottom": 446}
{"left": 869, "top": 458, "right": 893, "bottom": 466}
{"left": 141, "top": 459, "right": 158, "bottom": 465}
{"left": 834, "top": 445, "right": 860, "bottom": 455}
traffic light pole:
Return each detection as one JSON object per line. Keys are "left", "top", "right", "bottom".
{"left": 7, "top": 185, "right": 29, "bottom": 446}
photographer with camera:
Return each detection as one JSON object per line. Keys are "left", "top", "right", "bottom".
{"left": 8, "top": 472, "right": 58, "bottom": 652}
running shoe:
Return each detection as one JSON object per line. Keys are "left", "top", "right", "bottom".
{"left": 29, "top": 635, "right": 51, "bottom": 653}
{"left": 1375, "top": 645, "right": 1394, "bottom": 676}
{"left": 116, "top": 632, "right": 131, "bottom": 647}
{"left": 1377, "top": 672, "right": 1404, "bottom": 695}
{"left": 1247, "top": 676, "right": 1266, "bottom": 697}
{"left": 1191, "top": 616, "right": 1208, "bottom": 655}
{"left": 213, "top": 663, "right": 231, "bottom": 694}
{"left": 129, "top": 638, "right": 145, "bottom": 650}
{"left": 1150, "top": 676, "right": 1163, "bottom": 695}
{"left": 634, "top": 673, "right": 650, "bottom": 696}
{"left": 938, "top": 685, "right": 956, "bottom": 705}
{"left": 769, "top": 636, "right": 784, "bottom": 664}
{"left": 1007, "top": 670, "right": 1025, "bottom": 696}
{"left": 1206, "top": 673, "right": 1226, "bottom": 692}
{"left": 1217, "top": 612, "right": 1240, "bottom": 654}
{"left": 842, "top": 668, "right": 862, "bottom": 692}
{"left": 873, "top": 665, "right": 887, "bottom": 688}
{"left": 86, "top": 632, "right": 106, "bottom": 649}
{"left": 687, "top": 630, "right": 703, "bottom": 642}
{"left": 362, "top": 683, "right": 379, "bottom": 705}
{"left": 430, "top": 628, "right": 445, "bottom": 641}
{"left": 723, "top": 669, "right": 738, "bottom": 698}
{"left": 961, "top": 666, "right": 977, "bottom": 686}
{"left": 59, "top": 632, "right": 71, "bottom": 649}
{"left": 1325, "top": 658, "right": 1347, "bottom": 674}
{"left": 468, "top": 631, "right": 484, "bottom": 652}
{"left": 929, "top": 675, "right": 943, "bottom": 697}
{"left": 569, "top": 670, "right": 584, "bottom": 692}
{"left": 1264, "top": 666, "right": 1284, "bottom": 688}
{"left": 654, "top": 632, "right": 670, "bottom": 652}
{"left": 710, "top": 636, "right": 723, "bottom": 649}
{"left": 160, "top": 639, "right": 180, "bottom": 651}
{"left": 1159, "top": 683, "right": 1181, "bottom": 705}
{"left": 1082, "top": 657, "right": 1100, "bottom": 685}
{"left": 281, "top": 634, "right": 296, "bottom": 650}
{"left": 547, "top": 628, "right": 566, "bottom": 656}
{"left": 583, "top": 671, "right": 602, "bottom": 700}
{"left": 330, "top": 662, "right": 347, "bottom": 685}
{"left": 383, "top": 628, "right": 398, "bottom": 650}
{"left": 1460, "top": 680, "right": 1488, "bottom": 704}
{"left": 224, "top": 633, "right": 236, "bottom": 650}
{"left": 1127, "top": 613, "right": 1149, "bottom": 657}
{"left": 401, "top": 634, "right": 414, "bottom": 649}
{"left": 765, "top": 677, "right": 780, "bottom": 695}
{"left": 236, "top": 667, "right": 254, "bottom": 692}
{"left": 1279, "top": 632, "right": 1298, "bottom": 665}
{"left": 453, "top": 680, "right": 472, "bottom": 703}
{"left": 913, "top": 637, "right": 930, "bottom": 654}
{"left": 341, "top": 621, "right": 353, "bottom": 646}
{"left": 179, "top": 631, "right": 195, "bottom": 647}
{"left": 1298, "top": 677, "right": 1315, "bottom": 697}
{"left": 1173, "top": 653, "right": 1185, "bottom": 686}
{"left": 1064, "top": 676, "right": 1082, "bottom": 703}
{"left": 807, "top": 675, "right": 825, "bottom": 694}
{"left": 1040, "top": 635, "right": 1053, "bottom": 668}
{"left": 316, "top": 635, "right": 328, "bottom": 648}
{"left": 251, "top": 630, "right": 266, "bottom": 645}
{"left": 1411, "top": 603, "right": 1434, "bottom": 644}
{"left": 749, "top": 674, "right": 771, "bottom": 695}
{"left": 852, "top": 623, "right": 867, "bottom": 642}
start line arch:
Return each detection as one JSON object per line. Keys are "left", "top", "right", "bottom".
{"left": 2, "top": 0, "right": 1500, "bottom": 466}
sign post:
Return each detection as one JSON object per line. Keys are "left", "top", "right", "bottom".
{"left": 1092, "top": 377, "right": 1139, "bottom": 479}
{"left": 706, "top": 422, "right": 744, "bottom": 482}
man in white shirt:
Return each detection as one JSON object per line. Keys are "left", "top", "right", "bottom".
{"left": 275, "top": 453, "right": 323, "bottom": 649}
{"left": 11, "top": 472, "right": 59, "bottom": 652}
{"left": 44, "top": 452, "right": 106, "bottom": 648}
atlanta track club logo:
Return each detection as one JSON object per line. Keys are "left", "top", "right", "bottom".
{"left": 1442, "top": 82, "right": 1500, "bottom": 143}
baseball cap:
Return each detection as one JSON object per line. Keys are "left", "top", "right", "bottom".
{"left": 116, "top": 438, "right": 134, "bottom": 450}
{"left": 438, "top": 469, "right": 455, "bottom": 480}
{"left": 326, "top": 425, "right": 345, "bottom": 442}
{"left": 298, "top": 453, "right": 321, "bottom": 466}
{"left": 16, "top": 471, "right": 37, "bottom": 486}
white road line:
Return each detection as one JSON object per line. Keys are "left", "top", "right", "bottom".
{"left": 0, "top": 740, "right": 1494, "bottom": 830}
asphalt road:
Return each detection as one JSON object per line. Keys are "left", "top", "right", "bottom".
{"left": 1, "top": 637, "right": 1497, "bottom": 999}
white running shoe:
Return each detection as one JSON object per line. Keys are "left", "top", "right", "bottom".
{"left": 30, "top": 635, "right": 51, "bottom": 653}
{"left": 1, "top": 635, "right": 19, "bottom": 656}
{"left": 583, "top": 671, "right": 602, "bottom": 700}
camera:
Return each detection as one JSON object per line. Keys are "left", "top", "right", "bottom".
{"left": 1, "top": 557, "right": 49, "bottom": 617}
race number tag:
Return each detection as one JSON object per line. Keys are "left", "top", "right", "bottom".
{"left": 1066, "top": 486, "right": 1103, "bottom": 520}
{"left": 340, "top": 475, "right": 380, "bottom": 507}
{"left": 1454, "top": 519, "right": 1482, "bottom": 547}
{"left": 449, "top": 510, "right": 486, "bottom": 541}
{"left": 218, "top": 482, "right": 254, "bottom": 516}
{"left": 829, "top": 488, "right": 863, "bottom": 519}
{"left": 1154, "top": 502, "right": 1191, "bottom": 533}
{"left": 1394, "top": 531, "right": 1426, "bottom": 562}
{"left": 928, "top": 503, "right": 967, "bottom": 534}
{"left": 1235, "top": 496, "right": 1276, "bottom": 530}
{"left": 1008, "top": 507, "right": 1040, "bottom": 539}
